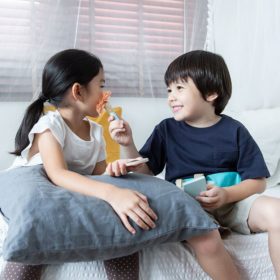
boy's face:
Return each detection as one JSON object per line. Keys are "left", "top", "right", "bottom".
{"left": 167, "top": 78, "right": 216, "bottom": 123}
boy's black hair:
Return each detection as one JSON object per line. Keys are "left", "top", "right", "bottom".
{"left": 164, "top": 50, "right": 232, "bottom": 115}
{"left": 11, "top": 49, "right": 103, "bottom": 156}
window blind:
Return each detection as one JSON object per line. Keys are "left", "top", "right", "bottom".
{"left": 0, "top": 0, "right": 207, "bottom": 100}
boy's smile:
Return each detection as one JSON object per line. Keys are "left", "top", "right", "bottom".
{"left": 172, "top": 105, "right": 184, "bottom": 113}
{"left": 167, "top": 78, "right": 220, "bottom": 127}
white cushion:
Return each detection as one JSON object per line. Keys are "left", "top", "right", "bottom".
{"left": 225, "top": 107, "right": 280, "bottom": 187}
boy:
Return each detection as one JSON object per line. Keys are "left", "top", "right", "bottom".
{"left": 107, "top": 50, "right": 280, "bottom": 279}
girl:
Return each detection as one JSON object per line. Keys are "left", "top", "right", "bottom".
{"left": 1, "top": 49, "right": 158, "bottom": 280}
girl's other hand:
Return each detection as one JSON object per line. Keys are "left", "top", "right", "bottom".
{"left": 108, "top": 116, "right": 132, "bottom": 146}
{"left": 106, "top": 187, "right": 158, "bottom": 234}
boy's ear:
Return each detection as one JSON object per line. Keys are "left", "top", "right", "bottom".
{"left": 71, "top": 83, "right": 83, "bottom": 101}
{"left": 206, "top": 92, "right": 218, "bottom": 102}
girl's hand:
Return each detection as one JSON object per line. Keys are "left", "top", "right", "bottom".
{"left": 196, "top": 183, "right": 229, "bottom": 210}
{"left": 108, "top": 116, "right": 133, "bottom": 146}
{"left": 106, "top": 158, "right": 145, "bottom": 177}
{"left": 106, "top": 187, "right": 158, "bottom": 234}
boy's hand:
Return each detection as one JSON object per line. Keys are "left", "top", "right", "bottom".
{"left": 196, "top": 183, "right": 229, "bottom": 210}
{"left": 108, "top": 116, "right": 133, "bottom": 146}
{"left": 106, "top": 158, "right": 146, "bottom": 177}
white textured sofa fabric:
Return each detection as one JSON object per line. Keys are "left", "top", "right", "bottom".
{"left": 1, "top": 186, "right": 279, "bottom": 280}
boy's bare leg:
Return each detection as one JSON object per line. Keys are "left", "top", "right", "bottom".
{"left": 187, "top": 230, "right": 240, "bottom": 280}
{"left": 248, "top": 196, "right": 280, "bottom": 280}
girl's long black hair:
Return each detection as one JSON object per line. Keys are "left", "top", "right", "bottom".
{"left": 11, "top": 49, "right": 103, "bottom": 156}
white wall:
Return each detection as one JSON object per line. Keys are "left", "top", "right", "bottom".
{"left": 0, "top": 102, "right": 29, "bottom": 170}
{"left": 0, "top": 98, "right": 171, "bottom": 170}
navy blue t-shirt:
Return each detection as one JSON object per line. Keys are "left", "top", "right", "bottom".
{"left": 139, "top": 115, "right": 270, "bottom": 183}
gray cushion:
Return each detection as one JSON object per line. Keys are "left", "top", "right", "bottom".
{"left": 0, "top": 165, "right": 218, "bottom": 264}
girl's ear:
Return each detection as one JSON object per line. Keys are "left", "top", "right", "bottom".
{"left": 71, "top": 83, "right": 83, "bottom": 101}
{"left": 206, "top": 92, "right": 218, "bottom": 102}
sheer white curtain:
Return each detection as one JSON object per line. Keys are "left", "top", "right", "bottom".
{"left": 184, "top": 0, "right": 208, "bottom": 51}
{"left": 206, "top": 0, "right": 280, "bottom": 111}
{"left": 0, "top": 0, "right": 208, "bottom": 101}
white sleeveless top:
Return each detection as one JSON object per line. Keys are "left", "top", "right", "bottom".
{"left": 11, "top": 110, "right": 106, "bottom": 175}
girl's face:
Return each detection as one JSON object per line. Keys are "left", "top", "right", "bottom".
{"left": 167, "top": 78, "right": 216, "bottom": 124}
{"left": 82, "top": 69, "right": 105, "bottom": 117}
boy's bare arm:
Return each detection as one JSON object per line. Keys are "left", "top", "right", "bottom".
{"left": 224, "top": 178, "right": 266, "bottom": 204}
{"left": 109, "top": 117, "right": 153, "bottom": 175}
{"left": 197, "top": 178, "right": 266, "bottom": 210}
{"left": 121, "top": 141, "right": 153, "bottom": 175}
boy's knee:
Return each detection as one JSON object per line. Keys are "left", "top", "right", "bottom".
{"left": 249, "top": 197, "right": 280, "bottom": 232}
{"left": 265, "top": 203, "right": 280, "bottom": 232}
